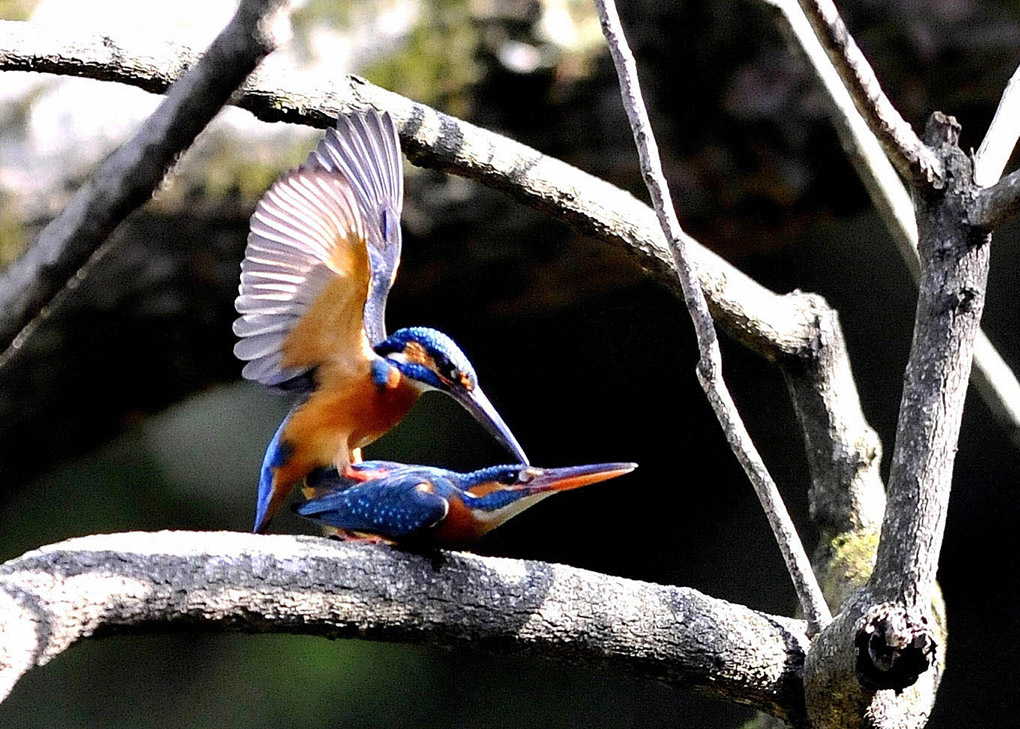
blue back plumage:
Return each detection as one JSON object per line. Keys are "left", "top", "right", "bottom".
{"left": 296, "top": 470, "right": 450, "bottom": 539}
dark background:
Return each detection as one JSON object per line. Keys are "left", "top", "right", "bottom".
{"left": 2, "top": 0, "right": 1020, "bottom": 726}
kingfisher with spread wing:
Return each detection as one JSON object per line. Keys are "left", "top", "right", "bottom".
{"left": 296, "top": 460, "right": 637, "bottom": 545}
{"left": 234, "top": 111, "right": 528, "bottom": 533}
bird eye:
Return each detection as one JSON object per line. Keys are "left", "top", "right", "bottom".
{"left": 498, "top": 470, "right": 520, "bottom": 485}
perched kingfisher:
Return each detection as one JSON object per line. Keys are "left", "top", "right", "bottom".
{"left": 234, "top": 110, "right": 529, "bottom": 533}
{"left": 295, "top": 460, "right": 638, "bottom": 545}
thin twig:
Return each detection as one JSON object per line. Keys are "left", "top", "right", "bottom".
{"left": 764, "top": 0, "right": 1020, "bottom": 454}
{"left": 0, "top": 0, "right": 287, "bottom": 362}
{"left": 974, "top": 62, "right": 1020, "bottom": 188}
{"left": 0, "top": 531, "right": 812, "bottom": 720}
{"left": 793, "top": 0, "right": 943, "bottom": 188}
{"left": 593, "top": 0, "right": 830, "bottom": 634}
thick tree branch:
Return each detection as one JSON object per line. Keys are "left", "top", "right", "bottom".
{"left": 593, "top": 0, "right": 830, "bottom": 635}
{"left": 874, "top": 114, "right": 984, "bottom": 608}
{"left": 0, "top": 3, "right": 287, "bottom": 364}
{"left": 974, "top": 62, "right": 1020, "bottom": 188}
{"left": 969, "top": 167, "right": 1020, "bottom": 229}
{"left": 804, "top": 114, "right": 978, "bottom": 729}
{"left": 792, "top": 0, "right": 943, "bottom": 188}
{"left": 778, "top": 295, "right": 885, "bottom": 542}
{"left": 763, "top": 0, "right": 1020, "bottom": 455}
{"left": 0, "top": 531, "right": 811, "bottom": 721}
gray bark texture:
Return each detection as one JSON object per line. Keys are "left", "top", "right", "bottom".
{"left": 0, "top": 19, "right": 846, "bottom": 365}
{"left": 802, "top": 113, "right": 985, "bottom": 729}
{"left": 0, "top": 532, "right": 810, "bottom": 722}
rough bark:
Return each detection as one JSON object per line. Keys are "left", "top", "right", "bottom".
{"left": 970, "top": 167, "right": 1020, "bottom": 230}
{"left": 0, "top": 531, "right": 811, "bottom": 722}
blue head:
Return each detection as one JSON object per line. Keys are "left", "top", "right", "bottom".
{"left": 374, "top": 327, "right": 529, "bottom": 464}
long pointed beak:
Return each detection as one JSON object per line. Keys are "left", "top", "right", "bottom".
{"left": 524, "top": 462, "right": 637, "bottom": 493}
{"left": 452, "top": 386, "right": 530, "bottom": 465}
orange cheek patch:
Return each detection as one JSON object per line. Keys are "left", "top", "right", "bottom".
{"left": 403, "top": 341, "right": 429, "bottom": 365}
{"left": 468, "top": 482, "right": 503, "bottom": 497}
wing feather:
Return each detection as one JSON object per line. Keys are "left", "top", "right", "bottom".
{"left": 307, "top": 110, "right": 404, "bottom": 344}
{"left": 296, "top": 477, "right": 449, "bottom": 540}
{"left": 233, "top": 167, "right": 373, "bottom": 387}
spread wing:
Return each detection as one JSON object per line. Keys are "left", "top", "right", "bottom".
{"left": 233, "top": 167, "right": 373, "bottom": 387}
{"left": 306, "top": 110, "right": 404, "bottom": 345}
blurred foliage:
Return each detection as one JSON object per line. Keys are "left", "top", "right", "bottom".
{"left": 364, "top": 0, "right": 480, "bottom": 115}
{"left": 0, "top": 0, "right": 38, "bottom": 20}
{"left": 290, "top": 0, "right": 355, "bottom": 32}
{"left": 0, "top": 190, "right": 26, "bottom": 265}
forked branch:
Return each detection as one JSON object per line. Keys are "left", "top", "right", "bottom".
{"left": 764, "top": 0, "right": 1020, "bottom": 455}
{"left": 793, "top": 0, "right": 943, "bottom": 187}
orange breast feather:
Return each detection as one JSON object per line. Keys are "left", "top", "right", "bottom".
{"left": 278, "top": 363, "right": 420, "bottom": 482}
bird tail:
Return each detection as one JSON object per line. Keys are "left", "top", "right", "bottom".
{"left": 253, "top": 415, "right": 294, "bottom": 533}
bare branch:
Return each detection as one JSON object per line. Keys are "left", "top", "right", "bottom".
{"left": 791, "top": 0, "right": 943, "bottom": 188}
{"left": 0, "top": 1, "right": 286, "bottom": 362}
{"left": 778, "top": 296, "right": 885, "bottom": 541}
{"left": 0, "top": 531, "right": 811, "bottom": 720}
{"left": 969, "top": 167, "right": 1020, "bottom": 229}
{"left": 763, "top": 0, "right": 1020, "bottom": 457}
{"left": 592, "top": 0, "right": 830, "bottom": 635}
{"left": 974, "top": 62, "right": 1020, "bottom": 188}
{"left": 802, "top": 116, "right": 976, "bottom": 728}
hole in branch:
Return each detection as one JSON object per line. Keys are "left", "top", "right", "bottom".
{"left": 854, "top": 603, "right": 937, "bottom": 692}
